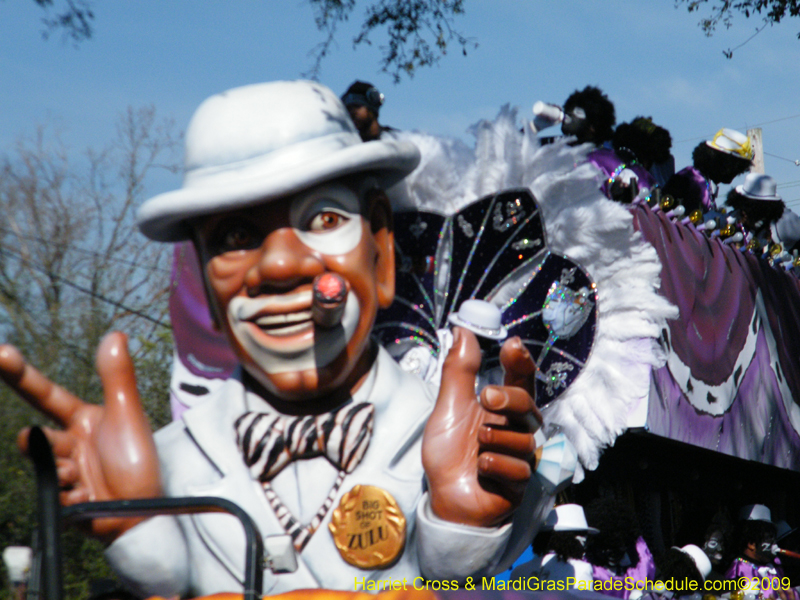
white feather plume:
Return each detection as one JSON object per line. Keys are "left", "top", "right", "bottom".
{"left": 393, "top": 107, "right": 677, "bottom": 479}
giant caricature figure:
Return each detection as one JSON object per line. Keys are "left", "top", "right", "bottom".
{"left": 0, "top": 81, "right": 545, "bottom": 596}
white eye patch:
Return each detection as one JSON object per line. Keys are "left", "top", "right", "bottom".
{"left": 289, "top": 183, "right": 363, "bottom": 255}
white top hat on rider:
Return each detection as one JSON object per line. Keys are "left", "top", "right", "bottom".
{"left": 735, "top": 173, "right": 782, "bottom": 202}
{"left": 677, "top": 544, "right": 712, "bottom": 580}
{"left": 541, "top": 504, "right": 598, "bottom": 534}
{"left": 136, "top": 80, "right": 420, "bottom": 242}
{"left": 448, "top": 299, "right": 508, "bottom": 341}
{"left": 740, "top": 503, "right": 772, "bottom": 522}
{"left": 706, "top": 128, "right": 754, "bottom": 160}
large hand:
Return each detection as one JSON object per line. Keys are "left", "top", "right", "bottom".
{"left": 0, "top": 332, "right": 161, "bottom": 541}
{"left": 422, "top": 326, "right": 542, "bottom": 528}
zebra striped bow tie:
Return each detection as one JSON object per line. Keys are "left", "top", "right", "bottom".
{"left": 234, "top": 402, "right": 374, "bottom": 481}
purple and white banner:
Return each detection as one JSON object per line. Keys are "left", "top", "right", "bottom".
{"left": 633, "top": 205, "right": 800, "bottom": 472}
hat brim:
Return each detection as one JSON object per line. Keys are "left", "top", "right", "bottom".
{"left": 448, "top": 314, "right": 508, "bottom": 340}
{"left": 137, "top": 138, "right": 420, "bottom": 242}
{"left": 734, "top": 183, "right": 782, "bottom": 202}
{"left": 543, "top": 525, "right": 599, "bottom": 534}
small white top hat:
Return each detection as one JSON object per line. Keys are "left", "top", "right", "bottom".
{"left": 678, "top": 544, "right": 712, "bottom": 580}
{"left": 735, "top": 172, "right": 782, "bottom": 202}
{"left": 706, "top": 128, "right": 754, "bottom": 161}
{"left": 448, "top": 299, "right": 508, "bottom": 340}
{"left": 542, "top": 504, "right": 599, "bottom": 533}
{"left": 137, "top": 80, "right": 420, "bottom": 242}
{"left": 740, "top": 503, "right": 772, "bottom": 522}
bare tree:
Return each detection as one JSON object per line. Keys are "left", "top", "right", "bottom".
{"left": 0, "top": 105, "right": 178, "bottom": 413}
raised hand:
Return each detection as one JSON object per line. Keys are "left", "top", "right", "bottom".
{"left": 422, "top": 326, "right": 542, "bottom": 528}
{"left": 0, "top": 332, "right": 161, "bottom": 541}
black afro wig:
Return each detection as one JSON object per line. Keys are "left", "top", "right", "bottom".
{"left": 563, "top": 86, "right": 616, "bottom": 145}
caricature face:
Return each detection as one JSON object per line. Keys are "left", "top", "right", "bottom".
{"left": 754, "top": 533, "right": 777, "bottom": 563}
{"left": 561, "top": 106, "right": 592, "bottom": 143}
{"left": 703, "top": 530, "right": 725, "bottom": 566}
{"left": 744, "top": 532, "right": 777, "bottom": 564}
{"left": 193, "top": 180, "right": 394, "bottom": 403}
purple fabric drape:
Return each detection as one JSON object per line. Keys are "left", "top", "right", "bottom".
{"left": 632, "top": 205, "right": 800, "bottom": 471}
{"left": 169, "top": 242, "right": 238, "bottom": 380}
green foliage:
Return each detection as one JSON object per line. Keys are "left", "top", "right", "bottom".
{"left": 136, "top": 328, "right": 174, "bottom": 431}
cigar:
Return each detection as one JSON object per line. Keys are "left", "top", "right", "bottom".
{"left": 312, "top": 273, "right": 348, "bottom": 328}
{"left": 777, "top": 548, "right": 800, "bottom": 561}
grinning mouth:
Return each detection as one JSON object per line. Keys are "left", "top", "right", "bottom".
{"left": 227, "top": 288, "right": 361, "bottom": 374}
{"left": 235, "top": 291, "right": 313, "bottom": 319}
{"left": 231, "top": 293, "right": 316, "bottom": 345}
{"left": 253, "top": 310, "right": 313, "bottom": 336}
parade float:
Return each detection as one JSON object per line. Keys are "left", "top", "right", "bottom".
{"left": 7, "top": 83, "right": 800, "bottom": 597}
{"left": 365, "top": 111, "right": 800, "bottom": 558}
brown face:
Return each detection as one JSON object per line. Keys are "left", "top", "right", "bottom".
{"left": 193, "top": 181, "right": 394, "bottom": 406}
{"left": 347, "top": 105, "right": 375, "bottom": 133}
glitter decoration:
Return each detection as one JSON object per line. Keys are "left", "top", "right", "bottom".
{"left": 542, "top": 278, "right": 594, "bottom": 339}
{"left": 493, "top": 196, "right": 528, "bottom": 232}
{"left": 543, "top": 362, "right": 575, "bottom": 396}
{"left": 409, "top": 218, "right": 428, "bottom": 238}
{"left": 373, "top": 188, "right": 597, "bottom": 408}
{"left": 607, "top": 163, "right": 628, "bottom": 186}
{"left": 512, "top": 238, "right": 542, "bottom": 251}
{"left": 457, "top": 214, "right": 474, "bottom": 238}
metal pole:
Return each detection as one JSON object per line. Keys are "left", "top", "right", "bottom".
{"left": 64, "top": 498, "right": 264, "bottom": 600}
{"left": 748, "top": 127, "right": 765, "bottom": 173}
{"left": 28, "top": 428, "right": 62, "bottom": 600}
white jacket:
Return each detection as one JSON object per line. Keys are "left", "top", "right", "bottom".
{"left": 106, "top": 348, "right": 548, "bottom": 597}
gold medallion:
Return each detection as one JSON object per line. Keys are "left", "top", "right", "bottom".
{"left": 328, "top": 484, "right": 406, "bottom": 569}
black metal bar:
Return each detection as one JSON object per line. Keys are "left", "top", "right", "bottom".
{"left": 28, "top": 426, "right": 63, "bottom": 600}
{"left": 63, "top": 497, "right": 264, "bottom": 600}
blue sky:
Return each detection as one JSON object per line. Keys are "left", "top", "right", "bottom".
{"left": 2, "top": 0, "right": 799, "bottom": 206}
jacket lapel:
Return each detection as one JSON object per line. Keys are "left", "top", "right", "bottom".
{"left": 179, "top": 350, "right": 436, "bottom": 590}
{"left": 297, "top": 348, "right": 436, "bottom": 586}
{"left": 180, "top": 377, "right": 323, "bottom": 592}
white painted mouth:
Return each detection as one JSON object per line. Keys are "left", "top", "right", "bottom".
{"left": 236, "top": 291, "right": 312, "bottom": 320}
{"left": 254, "top": 310, "right": 313, "bottom": 335}
{"left": 228, "top": 292, "right": 360, "bottom": 375}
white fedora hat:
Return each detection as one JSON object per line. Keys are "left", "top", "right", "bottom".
{"left": 735, "top": 172, "right": 782, "bottom": 202}
{"left": 677, "top": 544, "right": 712, "bottom": 580}
{"left": 448, "top": 299, "right": 508, "bottom": 340}
{"left": 137, "top": 80, "right": 420, "bottom": 242}
{"left": 542, "top": 504, "right": 599, "bottom": 534}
